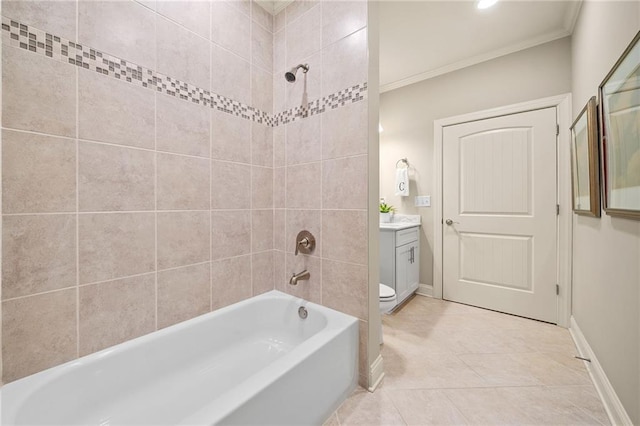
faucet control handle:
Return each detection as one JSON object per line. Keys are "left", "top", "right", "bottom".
{"left": 295, "top": 230, "right": 316, "bottom": 255}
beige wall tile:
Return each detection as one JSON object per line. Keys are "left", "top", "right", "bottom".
{"left": 321, "top": 259, "right": 367, "bottom": 319}
{"left": 322, "top": 210, "right": 367, "bottom": 265}
{"left": 157, "top": 93, "right": 210, "bottom": 158}
{"left": 157, "top": 16, "right": 210, "bottom": 89}
{"left": 286, "top": 114, "right": 321, "bottom": 165}
{"left": 322, "top": 28, "right": 367, "bottom": 97}
{"left": 285, "top": 209, "right": 321, "bottom": 256}
{"left": 251, "top": 1, "right": 273, "bottom": 32}
{"left": 285, "top": 0, "right": 318, "bottom": 27}
{"left": 2, "top": 130, "right": 75, "bottom": 213}
{"left": 274, "top": 209, "right": 285, "bottom": 251}
{"left": 273, "top": 73, "right": 286, "bottom": 114}
{"left": 273, "top": 167, "right": 285, "bottom": 208}
{"left": 2, "top": 46, "right": 76, "bottom": 138}
{"left": 273, "top": 126, "right": 285, "bottom": 167}
{"left": 211, "top": 1, "right": 250, "bottom": 60}
{"left": 273, "top": 250, "right": 286, "bottom": 289}
{"left": 358, "top": 319, "right": 368, "bottom": 381}
{"left": 322, "top": 100, "right": 368, "bottom": 159}
{"left": 157, "top": 211, "right": 210, "bottom": 270}
{"left": 3, "top": 0, "right": 77, "bottom": 41}
{"left": 251, "top": 66, "right": 273, "bottom": 114}
{"left": 79, "top": 70, "right": 155, "bottom": 149}
{"left": 3, "top": 215, "right": 76, "bottom": 300}
{"left": 252, "top": 250, "right": 274, "bottom": 295}
{"left": 251, "top": 123, "right": 273, "bottom": 167}
{"left": 79, "top": 0, "right": 156, "bottom": 70}
{"left": 274, "top": 9, "right": 285, "bottom": 33}
{"left": 226, "top": 0, "right": 250, "bottom": 17}
{"left": 273, "top": 29, "right": 286, "bottom": 74}
{"left": 322, "top": 155, "right": 368, "bottom": 210}
{"left": 211, "top": 255, "right": 252, "bottom": 310}
{"left": 211, "top": 44, "right": 251, "bottom": 105}
{"left": 286, "top": 4, "right": 321, "bottom": 65}
{"left": 157, "top": 153, "right": 210, "bottom": 211}
{"left": 322, "top": 1, "right": 367, "bottom": 48}
{"left": 211, "top": 110, "right": 251, "bottom": 163}
{"left": 156, "top": 0, "right": 210, "bottom": 38}
{"left": 79, "top": 142, "right": 155, "bottom": 212}
{"left": 79, "top": 273, "right": 155, "bottom": 355}
{"left": 285, "top": 52, "right": 322, "bottom": 110}
{"left": 278, "top": 253, "right": 320, "bottom": 303}
{"left": 2, "top": 289, "right": 76, "bottom": 383}
{"left": 252, "top": 166, "right": 273, "bottom": 209}
{"left": 79, "top": 213, "right": 155, "bottom": 284}
{"left": 211, "top": 210, "right": 251, "bottom": 260}
{"left": 252, "top": 21, "right": 273, "bottom": 72}
{"left": 211, "top": 161, "right": 251, "bottom": 209}
{"left": 157, "top": 263, "right": 210, "bottom": 329}
{"left": 286, "top": 162, "right": 321, "bottom": 209}
{"left": 252, "top": 209, "right": 273, "bottom": 252}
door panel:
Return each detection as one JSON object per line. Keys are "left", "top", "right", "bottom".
{"left": 443, "top": 107, "right": 558, "bottom": 323}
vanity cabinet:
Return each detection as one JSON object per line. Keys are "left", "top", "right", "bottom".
{"left": 379, "top": 225, "right": 420, "bottom": 308}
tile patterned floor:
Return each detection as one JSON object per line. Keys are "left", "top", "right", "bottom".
{"left": 326, "top": 295, "right": 610, "bottom": 425}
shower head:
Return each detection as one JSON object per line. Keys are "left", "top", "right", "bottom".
{"left": 284, "top": 64, "right": 309, "bottom": 82}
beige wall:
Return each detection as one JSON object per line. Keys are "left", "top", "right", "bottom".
{"left": 570, "top": 1, "right": 640, "bottom": 422}
{"left": 379, "top": 37, "right": 572, "bottom": 286}
{"left": 272, "top": 0, "right": 371, "bottom": 386}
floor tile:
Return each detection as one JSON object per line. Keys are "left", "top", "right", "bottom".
{"left": 336, "top": 388, "right": 406, "bottom": 425}
{"left": 328, "top": 295, "right": 610, "bottom": 425}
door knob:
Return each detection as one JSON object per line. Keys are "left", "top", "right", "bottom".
{"left": 445, "top": 219, "right": 459, "bottom": 225}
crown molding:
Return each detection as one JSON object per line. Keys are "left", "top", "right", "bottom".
{"left": 380, "top": 28, "right": 572, "bottom": 93}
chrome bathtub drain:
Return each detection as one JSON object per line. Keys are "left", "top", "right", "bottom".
{"left": 298, "top": 306, "right": 308, "bottom": 319}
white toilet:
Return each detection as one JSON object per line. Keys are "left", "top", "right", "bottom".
{"left": 379, "top": 284, "right": 397, "bottom": 343}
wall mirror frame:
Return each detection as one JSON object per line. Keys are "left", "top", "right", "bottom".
{"left": 570, "top": 96, "right": 601, "bottom": 217}
{"left": 598, "top": 30, "right": 640, "bottom": 220}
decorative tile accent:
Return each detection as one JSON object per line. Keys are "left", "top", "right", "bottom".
{"left": 1, "top": 16, "right": 367, "bottom": 128}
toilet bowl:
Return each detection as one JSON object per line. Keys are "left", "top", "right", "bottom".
{"left": 379, "top": 284, "right": 397, "bottom": 343}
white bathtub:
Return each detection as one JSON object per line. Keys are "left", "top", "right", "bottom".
{"left": 1, "top": 290, "right": 359, "bottom": 425}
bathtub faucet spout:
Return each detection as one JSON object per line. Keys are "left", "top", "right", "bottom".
{"left": 289, "top": 270, "right": 310, "bottom": 286}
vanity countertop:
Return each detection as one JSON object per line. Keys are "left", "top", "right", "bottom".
{"left": 379, "top": 222, "right": 421, "bottom": 231}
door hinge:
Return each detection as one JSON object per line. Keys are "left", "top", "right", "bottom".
{"left": 556, "top": 284, "right": 560, "bottom": 295}
{"left": 556, "top": 204, "right": 560, "bottom": 215}
{"left": 556, "top": 124, "right": 560, "bottom": 136}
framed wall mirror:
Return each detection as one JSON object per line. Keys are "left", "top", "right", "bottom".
{"left": 599, "top": 30, "right": 640, "bottom": 219}
{"left": 570, "top": 96, "right": 601, "bottom": 217}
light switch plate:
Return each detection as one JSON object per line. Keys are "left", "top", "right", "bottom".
{"left": 415, "top": 195, "right": 431, "bottom": 207}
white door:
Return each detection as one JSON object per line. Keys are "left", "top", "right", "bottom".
{"left": 442, "top": 107, "right": 558, "bottom": 323}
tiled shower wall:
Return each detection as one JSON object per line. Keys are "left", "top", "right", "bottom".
{"left": 1, "top": 0, "right": 370, "bottom": 386}
{"left": 0, "top": 0, "right": 276, "bottom": 383}
{"left": 271, "top": 1, "right": 370, "bottom": 385}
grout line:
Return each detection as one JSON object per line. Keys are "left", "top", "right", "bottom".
{"left": 74, "top": 1, "right": 80, "bottom": 358}
{"left": 153, "top": 23, "right": 159, "bottom": 332}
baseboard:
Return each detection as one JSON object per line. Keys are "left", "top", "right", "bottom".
{"left": 569, "top": 316, "right": 633, "bottom": 426}
{"left": 416, "top": 283, "right": 433, "bottom": 297}
{"left": 368, "top": 354, "right": 385, "bottom": 392}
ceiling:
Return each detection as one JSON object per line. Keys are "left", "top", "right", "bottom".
{"left": 258, "top": 1, "right": 582, "bottom": 93}
{"left": 380, "top": 0, "right": 581, "bottom": 92}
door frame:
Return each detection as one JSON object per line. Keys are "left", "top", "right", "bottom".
{"left": 433, "top": 94, "right": 573, "bottom": 327}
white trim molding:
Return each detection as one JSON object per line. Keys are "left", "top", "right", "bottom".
{"left": 368, "top": 354, "right": 385, "bottom": 392}
{"left": 416, "top": 283, "right": 433, "bottom": 297}
{"left": 570, "top": 316, "right": 633, "bottom": 426}
{"left": 433, "top": 94, "right": 573, "bottom": 327}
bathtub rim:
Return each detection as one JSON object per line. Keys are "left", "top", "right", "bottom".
{"left": 1, "top": 290, "right": 359, "bottom": 425}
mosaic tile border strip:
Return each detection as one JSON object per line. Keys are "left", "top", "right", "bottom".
{"left": 1, "top": 17, "right": 367, "bottom": 128}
